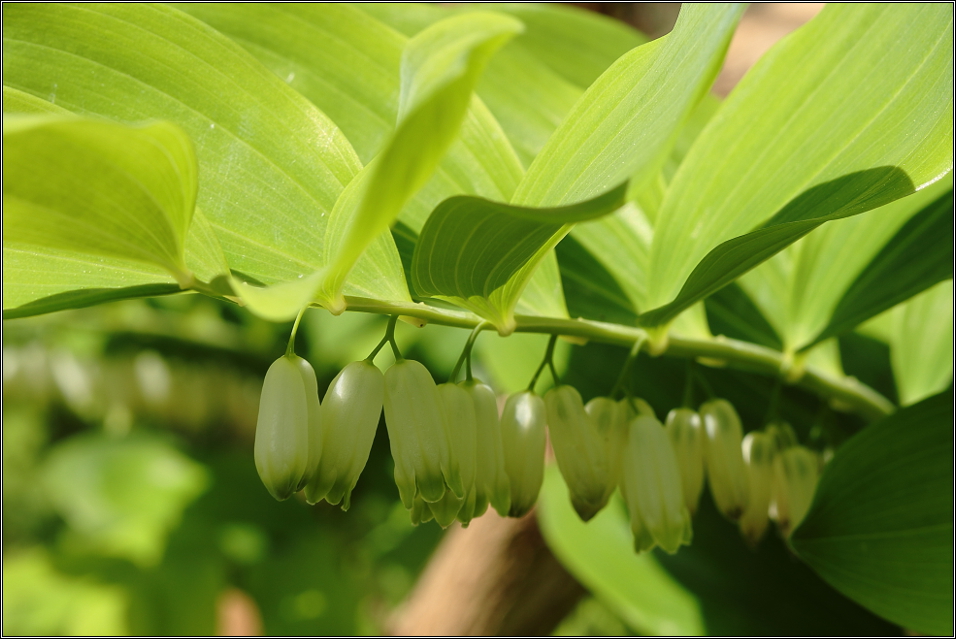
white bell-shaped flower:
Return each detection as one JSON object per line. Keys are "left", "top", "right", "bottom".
{"left": 383, "top": 359, "right": 462, "bottom": 508}
{"left": 700, "top": 399, "right": 750, "bottom": 520}
{"left": 254, "top": 354, "right": 320, "bottom": 501}
{"left": 771, "top": 445, "right": 821, "bottom": 537}
{"left": 500, "top": 391, "right": 546, "bottom": 517}
{"left": 435, "top": 382, "right": 478, "bottom": 526}
{"left": 739, "top": 430, "right": 776, "bottom": 545}
{"left": 620, "top": 414, "right": 693, "bottom": 554}
{"left": 584, "top": 396, "right": 628, "bottom": 492}
{"left": 546, "top": 386, "right": 616, "bottom": 521}
{"left": 665, "top": 408, "right": 705, "bottom": 515}
{"left": 304, "top": 360, "right": 383, "bottom": 510}
{"left": 461, "top": 379, "right": 511, "bottom": 518}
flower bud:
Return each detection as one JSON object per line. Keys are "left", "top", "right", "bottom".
{"left": 500, "top": 391, "right": 546, "bottom": 517}
{"left": 665, "top": 408, "right": 705, "bottom": 515}
{"left": 620, "top": 415, "right": 693, "bottom": 554}
{"left": 739, "top": 431, "right": 776, "bottom": 545}
{"left": 771, "top": 445, "right": 821, "bottom": 537}
{"left": 700, "top": 399, "right": 750, "bottom": 520}
{"left": 254, "top": 354, "right": 317, "bottom": 501}
{"left": 546, "top": 386, "right": 616, "bottom": 521}
{"left": 304, "top": 360, "right": 383, "bottom": 510}
{"left": 461, "top": 379, "right": 511, "bottom": 518}
{"left": 383, "top": 360, "right": 462, "bottom": 508}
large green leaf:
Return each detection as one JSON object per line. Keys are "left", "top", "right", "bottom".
{"left": 173, "top": 5, "right": 543, "bottom": 316}
{"left": 810, "top": 188, "right": 953, "bottom": 347}
{"left": 791, "top": 390, "right": 954, "bottom": 635}
{"left": 411, "top": 183, "right": 627, "bottom": 332}
{"left": 2, "top": 87, "right": 230, "bottom": 318}
{"left": 229, "top": 11, "right": 523, "bottom": 319}
{"left": 3, "top": 3, "right": 362, "bottom": 301}
{"left": 408, "top": 4, "right": 742, "bottom": 331}
{"left": 644, "top": 4, "right": 954, "bottom": 328}
{"left": 4, "top": 115, "right": 197, "bottom": 283}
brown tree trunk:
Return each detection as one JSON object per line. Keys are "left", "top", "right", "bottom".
{"left": 388, "top": 510, "right": 585, "bottom": 636}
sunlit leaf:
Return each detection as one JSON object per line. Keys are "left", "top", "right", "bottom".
{"left": 411, "top": 183, "right": 627, "bottom": 332}
{"left": 792, "top": 390, "right": 954, "bottom": 635}
{"left": 316, "top": 12, "right": 523, "bottom": 311}
{"left": 175, "top": 4, "right": 535, "bottom": 315}
{"left": 3, "top": 3, "right": 361, "bottom": 294}
{"left": 4, "top": 115, "right": 197, "bottom": 285}
{"left": 2, "top": 84, "right": 230, "bottom": 318}
{"left": 409, "top": 4, "right": 742, "bottom": 331}
{"left": 644, "top": 4, "right": 954, "bottom": 328}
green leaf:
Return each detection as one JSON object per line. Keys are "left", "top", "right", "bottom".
{"left": 864, "top": 281, "right": 954, "bottom": 406}
{"left": 409, "top": 4, "right": 742, "bottom": 331}
{"left": 411, "top": 183, "right": 627, "bottom": 333}
{"left": 513, "top": 3, "right": 744, "bottom": 207}
{"left": 4, "top": 3, "right": 361, "bottom": 293}
{"left": 738, "top": 180, "right": 951, "bottom": 353}
{"left": 810, "top": 188, "right": 954, "bottom": 347}
{"left": 4, "top": 115, "right": 196, "bottom": 283}
{"left": 316, "top": 12, "right": 524, "bottom": 311}
{"left": 480, "top": 4, "right": 649, "bottom": 90}
{"left": 3, "top": 84, "right": 231, "bottom": 317}
{"left": 644, "top": 4, "right": 954, "bottom": 328}
{"left": 791, "top": 390, "right": 954, "bottom": 635}
{"left": 704, "top": 283, "right": 783, "bottom": 350}
{"left": 173, "top": 4, "right": 533, "bottom": 316}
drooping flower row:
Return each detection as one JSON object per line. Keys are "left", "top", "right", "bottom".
{"left": 254, "top": 353, "right": 822, "bottom": 551}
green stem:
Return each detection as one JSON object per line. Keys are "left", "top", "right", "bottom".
{"left": 681, "top": 360, "right": 696, "bottom": 408}
{"left": 285, "top": 307, "right": 307, "bottom": 356}
{"left": 330, "top": 296, "right": 894, "bottom": 420}
{"left": 450, "top": 322, "right": 489, "bottom": 383}
{"left": 694, "top": 367, "right": 716, "bottom": 400}
{"left": 528, "top": 334, "right": 559, "bottom": 392}
{"left": 384, "top": 315, "right": 402, "bottom": 361}
{"left": 610, "top": 334, "right": 646, "bottom": 398}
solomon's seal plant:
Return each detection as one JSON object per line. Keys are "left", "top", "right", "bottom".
{"left": 3, "top": 3, "right": 952, "bottom": 634}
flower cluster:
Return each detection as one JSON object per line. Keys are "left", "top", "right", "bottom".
{"left": 254, "top": 352, "right": 822, "bottom": 551}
